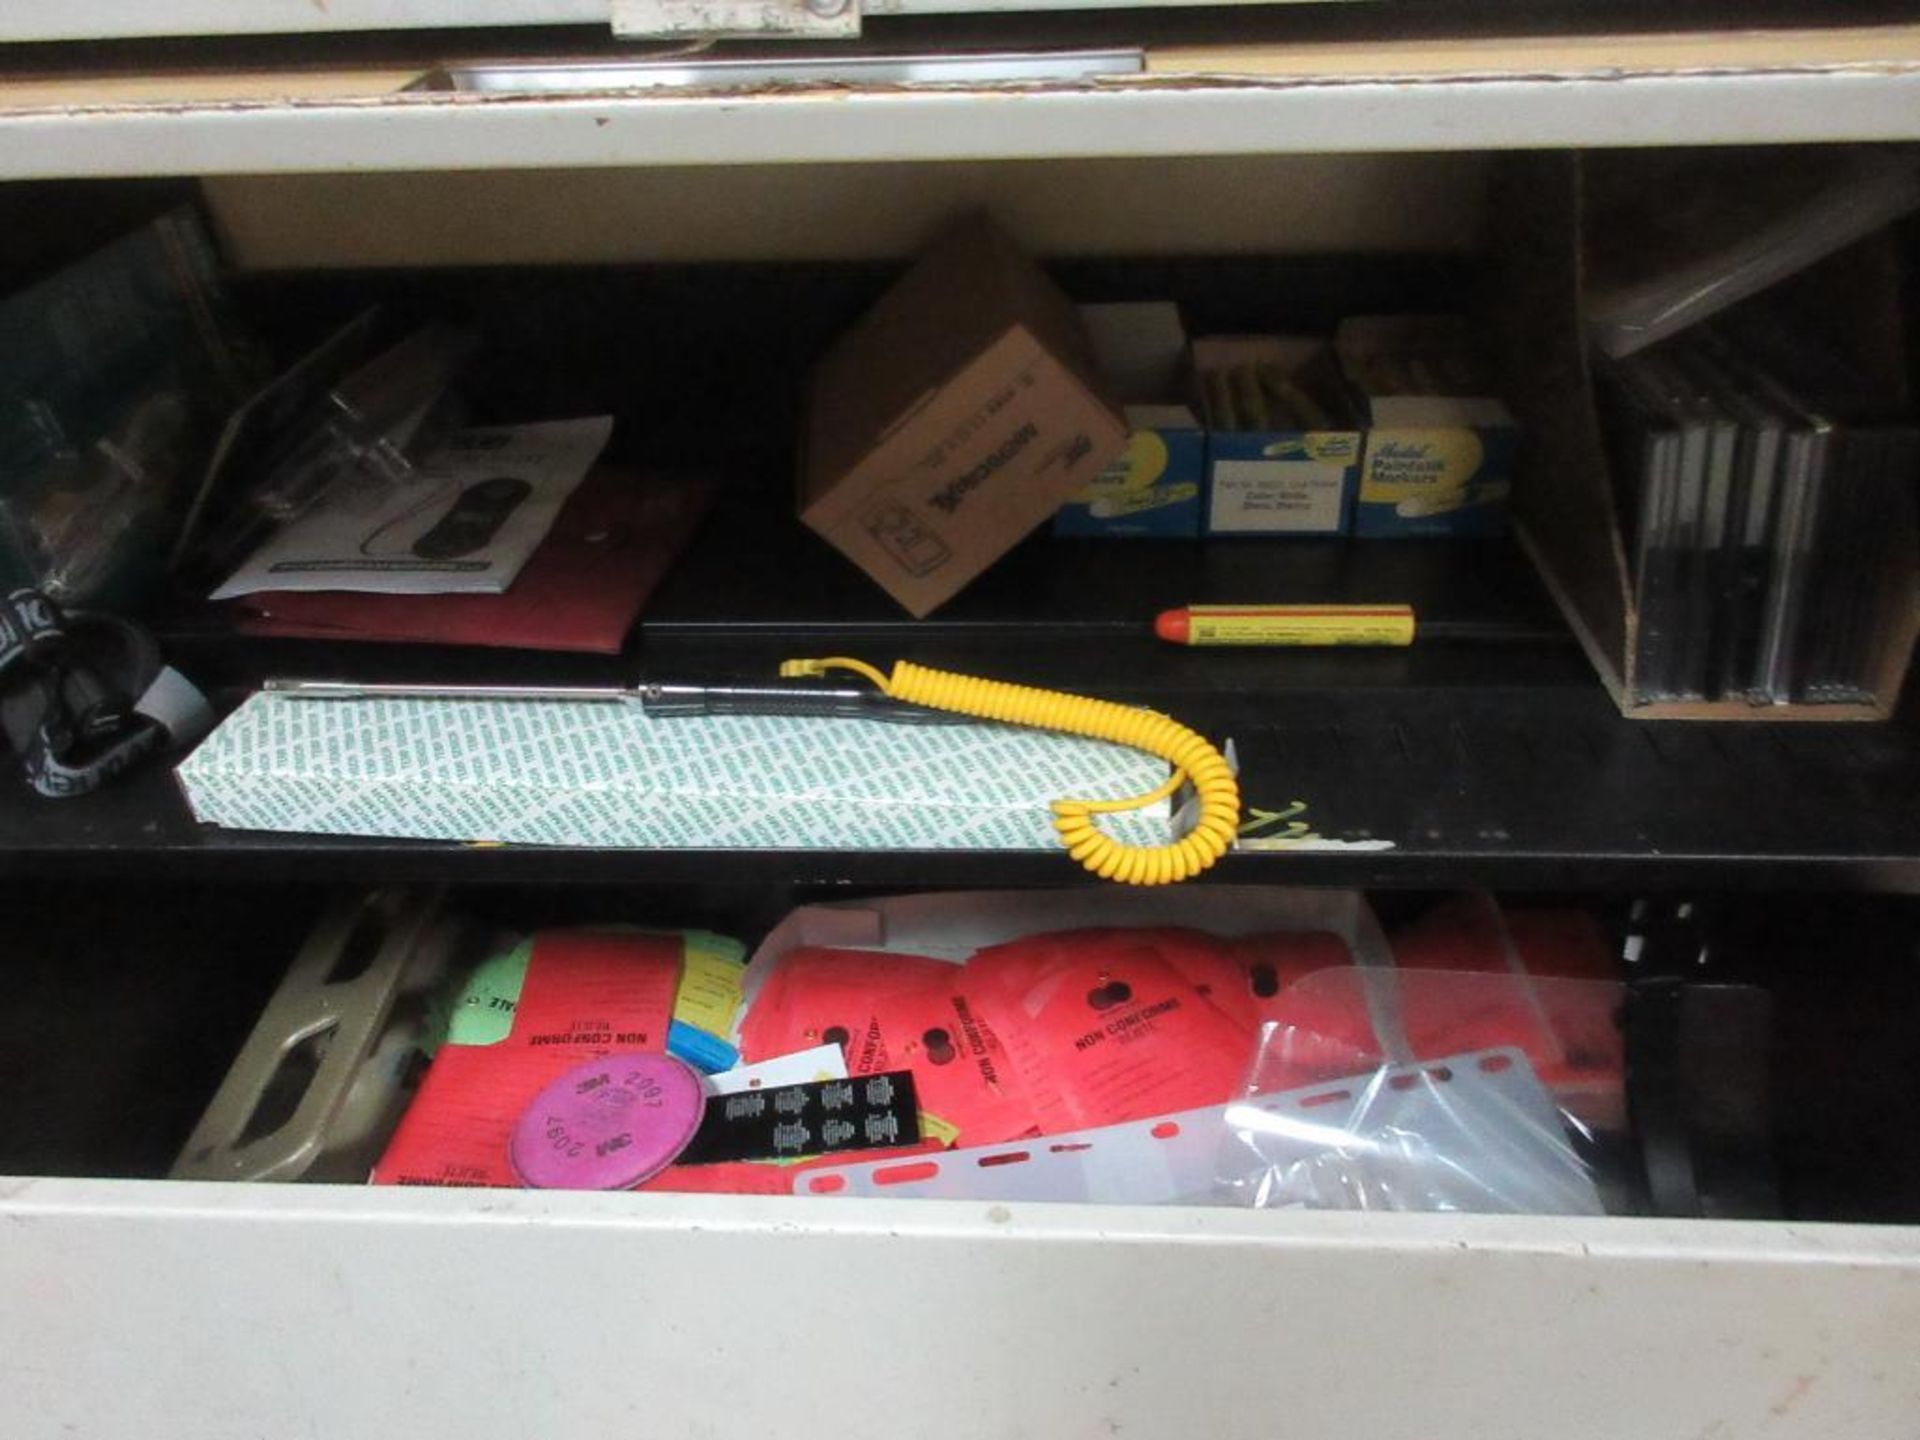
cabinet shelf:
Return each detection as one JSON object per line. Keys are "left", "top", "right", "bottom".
{"left": 10, "top": 532, "right": 1918, "bottom": 891}
{"left": 6, "top": 680, "right": 1915, "bottom": 890}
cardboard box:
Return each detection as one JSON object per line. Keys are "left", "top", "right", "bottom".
{"left": 801, "top": 214, "right": 1128, "bottom": 616}
{"left": 175, "top": 694, "right": 1173, "bottom": 851}
{"left": 1338, "top": 315, "right": 1519, "bottom": 538}
{"left": 1194, "top": 336, "right": 1362, "bottom": 536}
{"left": 1054, "top": 302, "right": 1205, "bottom": 538}
{"left": 1497, "top": 151, "right": 1919, "bottom": 721}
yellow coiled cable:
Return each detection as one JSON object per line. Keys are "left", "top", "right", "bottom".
{"left": 779, "top": 656, "right": 1239, "bottom": 886}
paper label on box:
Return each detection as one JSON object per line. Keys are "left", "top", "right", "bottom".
{"left": 1210, "top": 458, "right": 1348, "bottom": 533}
{"left": 1354, "top": 426, "right": 1515, "bottom": 536}
{"left": 1360, "top": 429, "right": 1489, "bottom": 509}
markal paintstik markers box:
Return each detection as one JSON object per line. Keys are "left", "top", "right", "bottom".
{"left": 1337, "top": 315, "right": 1519, "bottom": 538}
{"left": 1193, "top": 335, "right": 1362, "bottom": 537}
{"left": 1054, "top": 301, "right": 1204, "bottom": 539}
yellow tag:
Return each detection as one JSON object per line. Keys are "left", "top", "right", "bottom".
{"left": 575, "top": 925, "right": 746, "bottom": 1036}
{"left": 918, "top": 1111, "right": 961, "bottom": 1148}
{"left": 671, "top": 930, "right": 747, "bottom": 1037}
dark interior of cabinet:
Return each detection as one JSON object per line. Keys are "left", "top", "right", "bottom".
{"left": 0, "top": 158, "right": 1916, "bottom": 1222}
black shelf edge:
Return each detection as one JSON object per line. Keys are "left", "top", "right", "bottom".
{"left": 45, "top": 517, "right": 1920, "bottom": 895}
{"left": 6, "top": 838, "right": 1916, "bottom": 895}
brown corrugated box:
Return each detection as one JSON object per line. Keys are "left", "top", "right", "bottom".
{"left": 800, "top": 214, "right": 1128, "bottom": 617}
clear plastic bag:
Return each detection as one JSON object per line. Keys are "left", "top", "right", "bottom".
{"left": 19, "top": 389, "right": 193, "bottom": 604}
{"left": 1216, "top": 966, "right": 1622, "bottom": 1216}
{"left": 1219, "top": 1046, "right": 1604, "bottom": 1215}
{"left": 1583, "top": 149, "right": 1920, "bottom": 358}
{"left": 244, "top": 321, "right": 476, "bottom": 526}
{"left": 0, "top": 207, "right": 251, "bottom": 605}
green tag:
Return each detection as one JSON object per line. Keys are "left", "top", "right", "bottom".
{"left": 444, "top": 937, "right": 533, "bottom": 1047}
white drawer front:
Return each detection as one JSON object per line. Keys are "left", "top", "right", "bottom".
{"left": 3, "top": 1179, "right": 1917, "bottom": 1438}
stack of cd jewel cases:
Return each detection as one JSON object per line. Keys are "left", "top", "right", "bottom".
{"left": 1596, "top": 319, "right": 1920, "bottom": 707}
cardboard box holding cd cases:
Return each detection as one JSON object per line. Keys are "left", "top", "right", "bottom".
{"left": 800, "top": 214, "right": 1127, "bottom": 616}
{"left": 1494, "top": 152, "right": 1919, "bottom": 720}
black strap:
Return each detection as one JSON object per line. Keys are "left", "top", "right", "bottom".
{"left": 0, "top": 587, "right": 210, "bottom": 799}
{"left": 1624, "top": 976, "right": 1702, "bottom": 1219}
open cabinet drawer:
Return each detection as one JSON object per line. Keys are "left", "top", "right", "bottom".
{"left": 3, "top": 879, "right": 1918, "bottom": 1438}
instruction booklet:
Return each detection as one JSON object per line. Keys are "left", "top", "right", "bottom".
{"left": 212, "top": 415, "right": 612, "bottom": 598}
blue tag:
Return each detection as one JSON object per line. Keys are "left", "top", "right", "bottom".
{"left": 667, "top": 1021, "right": 739, "bottom": 1074}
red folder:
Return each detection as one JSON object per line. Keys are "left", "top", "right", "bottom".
{"left": 228, "top": 468, "right": 711, "bottom": 653}
{"left": 371, "top": 930, "right": 683, "bottom": 1187}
